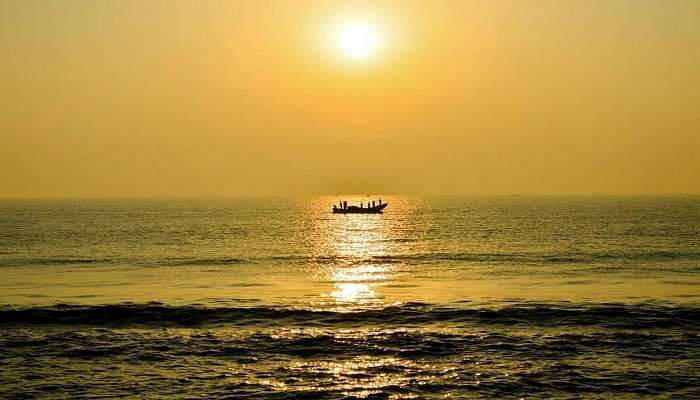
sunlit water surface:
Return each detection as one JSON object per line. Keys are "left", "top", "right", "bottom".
{"left": 1, "top": 196, "right": 699, "bottom": 398}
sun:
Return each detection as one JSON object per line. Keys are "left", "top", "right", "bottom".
{"left": 335, "top": 21, "right": 380, "bottom": 61}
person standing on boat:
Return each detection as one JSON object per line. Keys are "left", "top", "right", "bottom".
{"left": 379, "top": 198, "right": 382, "bottom": 205}
{"left": 372, "top": 200, "right": 375, "bottom": 207}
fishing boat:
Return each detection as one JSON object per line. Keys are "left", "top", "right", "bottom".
{"left": 333, "top": 201, "right": 387, "bottom": 214}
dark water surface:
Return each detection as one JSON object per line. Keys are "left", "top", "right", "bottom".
{"left": 1, "top": 196, "right": 699, "bottom": 398}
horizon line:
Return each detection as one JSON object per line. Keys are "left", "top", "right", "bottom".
{"left": 0, "top": 192, "right": 698, "bottom": 200}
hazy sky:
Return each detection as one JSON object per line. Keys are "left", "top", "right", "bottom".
{"left": 1, "top": 0, "right": 698, "bottom": 197}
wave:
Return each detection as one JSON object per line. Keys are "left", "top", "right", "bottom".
{"left": 3, "top": 327, "right": 698, "bottom": 398}
{"left": 370, "top": 250, "right": 700, "bottom": 264}
{"left": 156, "top": 257, "right": 248, "bottom": 266}
{"left": 0, "top": 258, "right": 111, "bottom": 266}
{"left": 3, "top": 249, "right": 700, "bottom": 268}
{"left": 0, "top": 256, "right": 248, "bottom": 267}
{"left": 6, "top": 328, "right": 693, "bottom": 361}
{"left": 267, "top": 250, "right": 700, "bottom": 264}
{"left": 1, "top": 302, "right": 698, "bottom": 329}
{"left": 2, "top": 303, "right": 699, "bottom": 398}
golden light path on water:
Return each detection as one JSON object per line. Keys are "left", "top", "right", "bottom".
{"left": 268, "top": 198, "right": 427, "bottom": 395}
{"left": 326, "top": 212, "right": 388, "bottom": 307}
{"left": 310, "top": 196, "right": 414, "bottom": 310}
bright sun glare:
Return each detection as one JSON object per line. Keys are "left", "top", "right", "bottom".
{"left": 336, "top": 21, "right": 380, "bottom": 60}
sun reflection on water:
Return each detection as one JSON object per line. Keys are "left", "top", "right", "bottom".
{"left": 331, "top": 282, "right": 376, "bottom": 304}
{"left": 329, "top": 264, "right": 391, "bottom": 305}
{"left": 311, "top": 196, "right": 410, "bottom": 310}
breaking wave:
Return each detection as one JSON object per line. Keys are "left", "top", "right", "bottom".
{"left": 2, "top": 302, "right": 698, "bottom": 329}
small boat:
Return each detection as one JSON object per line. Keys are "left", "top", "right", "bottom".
{"left": 333, "top": 202, "right": 388, "bottom": 214}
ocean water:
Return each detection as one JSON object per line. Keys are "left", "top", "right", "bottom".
{"left": 1, "top": 196, "right": 699, "bottom": 399}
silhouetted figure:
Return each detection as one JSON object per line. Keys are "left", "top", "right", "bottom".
{"left": 372, "top": 200, "right": 375, "bottom": 207}
{"left": 343, "top": 201, "right": 347, "bottom": 209}
{"left": 360, "top": 202, "right": 363, "bottom": 208}
{"left": 379, "top": 198, "right": 382, "bottom": 205}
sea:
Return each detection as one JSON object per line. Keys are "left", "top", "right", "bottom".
{"left": 1, "top": 196, "right": 699, "bottom": 399}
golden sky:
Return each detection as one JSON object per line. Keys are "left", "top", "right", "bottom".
{"left": 1, "top": 0, "right": 698, "bottom": 197}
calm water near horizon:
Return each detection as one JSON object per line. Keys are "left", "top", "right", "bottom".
{"left": 1, "top": 196, "right": 699, "bottom": 398}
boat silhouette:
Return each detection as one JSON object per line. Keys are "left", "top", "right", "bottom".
{"left": 333, "top": 201, "right": 387, "bottom": 214}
